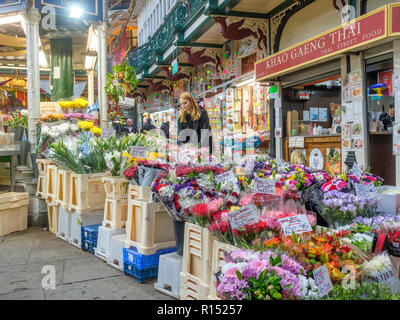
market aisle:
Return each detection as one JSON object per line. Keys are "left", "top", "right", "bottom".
{"left": 0, "top": 227, "right": 173, "bottom": 300}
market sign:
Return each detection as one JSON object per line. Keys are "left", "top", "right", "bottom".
{"left": 255, "top": 6, "right": 387, "bottom": 81}
{"left": 35, "top": 0, "right": 104, "bottom": 22}
{"left": 0, "top": 0, "right": 26, "bottom": 14}
{"left": 389, "top": 3, "right": 400, "bottom": 35}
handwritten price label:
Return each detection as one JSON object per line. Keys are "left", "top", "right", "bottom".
{"left": 215, "top": 170, "right": 237, "bottom": 184}
{"left": 355, "top": 183, "right": 377, "bottom": 198}
{"left": 351, "top": 163, "right": 363, "bottom": 181}
{"left": 228, "top": 204, "right": 258, "bottom": 230}
{"left": 101, "top": 128, "right": 116, "bottom": 139}
{"left": 279, "top": 215, "right": 312, "bottom": 237}
{"left": 313, "top": 264, "right": 333, "bottom": 297}
{"left": 254, "top": 177, "right": 276, "bottom": 194}
{"left": 130, "top": 146, "right": 147, "bottom": 158}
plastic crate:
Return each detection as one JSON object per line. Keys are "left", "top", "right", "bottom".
{"left": 0, "top": 193, "right": 29, "bottom": 236}
{"left": 36, "top": 159, "right": 52, "bottom": 199}
{"left": 123, "top": 262, "right": 158, "bottom": 283}
{"left": 45, "top": 164, "right": 58, "bottom": 205}
{"left": 82, "top": 239, "right": 96, "bottom": 254}
{"left": 81, "top": 224, "right": 101, "bottom": 243}
{"left": 123, "top": 246, "right": 176, "bottom": 270}
{"left": 57, "top": 169, "right": 71, "bottom": 209}
{"left": 46, "top": 203, "right": 59, "bottom": 234}
{"left": 69, "top": 211, "right": 103, "bottom": 248}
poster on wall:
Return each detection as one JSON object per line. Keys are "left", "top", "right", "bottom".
{"left": 310, "top": 108, "right": 319, "bottom": 122}
{"left": 291, "top": 149, "right": 306, "bottom": 165}
{"left": 326, "top": 147, "right": 341, "bottom": 175}
{"left": 309, "top": 148, "right": 324, "bottom": 171}
{"left": 378, "top": 70, "right": 393, "bottom": 96}
{"left": 318, "top": 108, "right": 328, "bottom": 122}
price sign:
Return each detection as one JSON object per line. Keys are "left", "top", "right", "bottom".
{"left": 351, "top": 163, "right": 363, "bottom": 181}
{"left": 228, "top": 204, "right": 258, "bottom": 230}
{"left": 313, "top": 264, "right": 333, "bottom": 297}
{"left": 254, "top": 177, "right": 276, "bottom": 194}
{"left": 215, "top": 170, "right": 237, "bottom": 184}
{"left": 355, "top": 183, "right": 377, "bottom": 198}
{"left": 130, "top": 146, "right": 147, "bottom": 158}
{"left": 101, "top": 128, "right": 116, "bottom": 139}
{"left": 279, "top": 214, "right": 312, "bottom": 236}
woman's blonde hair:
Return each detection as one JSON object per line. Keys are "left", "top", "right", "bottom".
{"left": 179, "top": 92, "right": 201, "bottom": 123}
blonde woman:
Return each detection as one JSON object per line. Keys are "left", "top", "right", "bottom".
{"left": 178, "top": 92, "right": 213, "bottom": 153}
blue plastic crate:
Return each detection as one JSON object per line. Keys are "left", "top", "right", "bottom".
{"left": 82, "top": 239, "right": 96, "bottom": 254}
{"left": 123, "top": 262, "right": 158, "bottom": 283}
{"left": 123, "top": 246, "right": 176, "bottom": 270}
{"left": 81, "top": 224, "right": 101, "bottom": 243}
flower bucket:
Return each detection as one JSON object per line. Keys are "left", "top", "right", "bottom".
{"left": 10, "top": 127, "right": 24, "bottom": 141}
{"left": 173, "top": 220, "right": 185, "bottom": 256}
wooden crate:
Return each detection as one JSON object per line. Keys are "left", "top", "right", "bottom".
{"left": 36, "top": 159, "right": 52, "bottom": 198}
{"left": 0, "top": 192, "right": 29, "bottom": 236}
{"left": 180, "top": 272, "right": 209, "bottom": 300}
{"left": 129, "top": 184, "right": 151, "bottom": 202}
{"left": 46, "top": 203, "right": 59, "bottom": 234}
{"left": 40, "top": 102, "right": 62, "bottom": 115}
{"left": 45, "top": 164, "right": 58, "bottom": 205}
{"left": 56, "top": 169, "right": 71, "bottom": 209}
{"left": 180, "top": 222, "right": 216, "bottom": 293}
{"left": 208, "top": 240, "right": 238, "bottom": 300}
{"left": 69, "top": 172, "right": 111, "bottom": 214}
{"left": 124, "top": 199, "right": 175, "bottom": 255}
{"left": 102, "top": 176, "right": 129, "bottom": 229}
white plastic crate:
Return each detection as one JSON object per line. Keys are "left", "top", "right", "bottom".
{"left": 154, "top": 252, "right": 182, "bottom": 299}
{"left": 69, "top": 211, "right": 103, "bottom": 248}
{"left": 94, "top": 226, "right": 125, "bottom": 261}
{"left": 377, "top": 186, "right": 400, "bottom": 215}
{"left": 56, "top": 207, "right": 72, "bottom": 242}
{"left": 107, "top": 233, "right": 126, "bottom": 271}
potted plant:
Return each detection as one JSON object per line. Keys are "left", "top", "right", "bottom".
{"left": 9, "top": 110, "right": 28, "bottom": 141}
{"left": 105, "top": 60, "right": 139, "bottom": 105}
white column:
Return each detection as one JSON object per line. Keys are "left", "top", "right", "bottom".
{"left": 394, "top": 39, "right": 400, "bottom": 186}
{"left": 97, "top": 23, "right": 108, "bottom": 129}
{"left": 87, "top": 69, "right": 95, "bottom": 106}
{"left": 22, "top": 8, "right": 41, "bottom": 154}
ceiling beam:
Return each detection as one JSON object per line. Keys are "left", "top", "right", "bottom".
{"left": 177, "top": 42, "right": 223, "bottom": 49}
{"left": 207, "top": 10, "right": 267, "bottom": 19}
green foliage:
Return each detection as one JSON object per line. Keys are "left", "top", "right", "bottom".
{"left": 323, "top": 282, "right": 400, "bottom": 300}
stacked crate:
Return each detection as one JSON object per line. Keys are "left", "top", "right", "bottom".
{"left": 81, "top": 224, "right": 102, "bottom": 254}
{"left": 123, "top": 185, "right": 176, "bottom": 282}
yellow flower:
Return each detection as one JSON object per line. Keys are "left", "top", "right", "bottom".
{"left": 90, "top": 126, "right": 102, "bottom": 136}
{"left": 74, "top": 98, "right": 88, "bottom": 108}
{"left": 78, "top": 121, "right": 94, "bottom": 130}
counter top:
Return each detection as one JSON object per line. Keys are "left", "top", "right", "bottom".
{"left": 369, "top": 131, "right": 392, "bottom": 135}
{"left": 285, "top": 134, "right": 341, "bottom": 139}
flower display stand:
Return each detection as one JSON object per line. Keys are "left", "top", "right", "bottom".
{"left": 129, "top": 184, "right": 152, "bottom": 202}
{"left": 154, "top": 252, "right": 182, "bottom": 299}
{"left": 56, "top": 207, "right": 72, "bottom": 242}
{"left": 124, "top": 199, "right": 175, "bottom": 255}
{"left": 45, "top": 164, "right": 58, "bottom": 205}
{"left": 0, "top": 192, "right": 29, "bottom": 236}
{"left": 102, "top": 177, "right": 129, "bottom": 229}
{"left": 179, "top": 223, "right": 216, "bottom": 300}
{"left": 69, "top": 211, "right": 103, "bottom": 248}
{"left": 208, "top": 240, "right": 238, "bottom": 300}
{"left": 69, "top": 172, "right": 111, "bottom": 214}
{"left": 36, "top": 159, "right": 52, "bottom": 199}
{"left": 56, "top": 169, "right": 71, "bottom": 210}
{"left": 46, "top": 202, "right": 59, "bottom": 234}
{"left": 94, "top": 225, "right": 125, "bottom": 261}
{"left": 107, "top": 233, "right": 126, "bottom": 271}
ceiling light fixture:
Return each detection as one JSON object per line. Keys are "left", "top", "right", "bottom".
{"left": 69, "top": 7, "right": 83, "bottom": 19}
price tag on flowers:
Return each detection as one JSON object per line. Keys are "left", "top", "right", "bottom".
{"left": 101, "top": 128, "right": 116, "bottom": 139}
{"left": 215, "top": 170, "right": 237, "bottom": 184}
{"left": 351, "top": 163, "right": 363, "bottom": 181}
{"left": 355, "top": 183, "right": 377, "bottom": 198}
{"left": 228, "top": 204, "right": 258, "bottom": 230}
{"left": 313, "top": 264, "right": 333, "bottom": 297}
{"left": 254, "top": 177, "right": 276, "bottom": 194}
{"left": 130, "top": 146, "right": 147, "bottom": 159}
{"left": 279, "top": 215, "right": 312, "bottom": 236}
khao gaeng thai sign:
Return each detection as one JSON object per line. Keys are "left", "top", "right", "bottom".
{"left": 255, "top": 6, "right": 387, "bottom": 81}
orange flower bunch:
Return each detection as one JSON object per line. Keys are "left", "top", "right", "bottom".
{"left": 264, "top": 232, "right": 363, "bottom": 283}
{"left": 40, "top": 114, "right": 64, "bottom": 122}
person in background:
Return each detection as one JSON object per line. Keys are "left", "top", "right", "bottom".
{"left": 380, "top": 103, "right": 395, "bottom": 131}
{"left": 141, "top": 117, "right": 156, "bottom": 133}
{"left": 161, "top": 119, "right": 170, "bottom": 139}
{"left": 178, "top": 91, "right": 213, "bottom": 153}
{"left": 122, "top": 118, "right": 136, "bottom": 135}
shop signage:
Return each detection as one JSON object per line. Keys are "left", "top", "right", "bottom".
{"left": 228, "top": 204, "right": 258, "bottom": 230}
{"left": 35, "top": 0, "right": 104, "bottom": 22}
{"left": 279, "top": 214, "right": 312, "bottom": 237}
{"left": 313, "top": 264, "right": 333, "bottom": 297}
{"left": 389, "top": 3, "right": 400, "bottom": 35}
{"left": 255, "top": 7, "right": 387, "bottom": 81}
{"left": 241, "top": 53, "right": 257, "bottom": 75}
{"left": 215, "top": 170, "right": 237, "bottom": 184}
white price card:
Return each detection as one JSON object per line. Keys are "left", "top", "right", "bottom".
{"left": 289, "top": 137, "right": 297, "bottom": 148}
{"left": 279, "top": 214, "right": 312, "bottom": 236}
{"left": 130, "top": 146, "right": 147, "bottom": 158}
{"left": 355, "top": 183, "right": 377, "bottom": 198}
{"left": 295, "top": 136, "right": 305, "bottom": 148}
{"left": 313, "top": 264, "right": 333, "bottom": 297}
{"left": 254, "top": 177, "right": 276, "bottom": 194}
{"left": 228, "top": 204, "right": 258, "bottom": 230}
{"left": 215, "top": 170, "right": 237, "bottom": 184}
{"left": 101, "top": 128, "right": 116, "bottom": 139}
{"left": 351, "top": 163, "right": 363, "bottom": 181}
